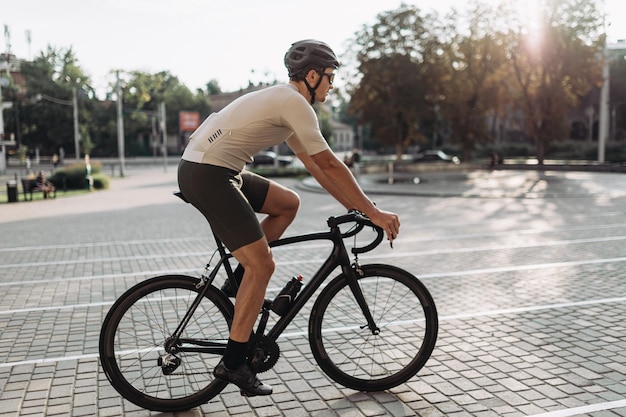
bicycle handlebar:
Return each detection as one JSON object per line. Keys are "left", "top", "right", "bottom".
{"left": 327, "top": 210, "right": 385, "bottom": 254}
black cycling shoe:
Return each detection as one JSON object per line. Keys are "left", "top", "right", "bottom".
{"left": 214, "top": 361, "right": 273, "bottom": 396}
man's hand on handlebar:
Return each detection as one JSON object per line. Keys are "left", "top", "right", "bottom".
{"left": 365, "top": 209, "right": 401, "bottom": 248}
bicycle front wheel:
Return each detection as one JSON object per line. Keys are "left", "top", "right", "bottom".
{"left": 99, "top": 275, "right": 233, "bottom": 412}
{"left": 309, "top": 264, "right": 438, "bottom": 391}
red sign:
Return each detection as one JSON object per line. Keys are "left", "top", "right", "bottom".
{"left": 179, "top": 111, "right": 200, "bottom": 132}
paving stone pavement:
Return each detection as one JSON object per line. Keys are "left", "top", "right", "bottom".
{"left": 1, "top": 165, "right": 626, "bottom": 417}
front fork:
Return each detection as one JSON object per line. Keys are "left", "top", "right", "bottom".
{"left": 344, "top": 257, "right": 380, "bottom": 335}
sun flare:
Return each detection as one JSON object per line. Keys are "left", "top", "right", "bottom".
{"left": 518, "top": 0, "right": 545, "bottom": 53}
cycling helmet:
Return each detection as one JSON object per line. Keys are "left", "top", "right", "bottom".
{"left": 285, "top": 39, "right": 339, "bottom": 104}
{"left": 284, "top": 39, "right": 340, "bottom": 79}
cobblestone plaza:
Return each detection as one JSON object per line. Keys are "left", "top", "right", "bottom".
{"left": 1, "top": 167, "right": 625, "bottom": 416}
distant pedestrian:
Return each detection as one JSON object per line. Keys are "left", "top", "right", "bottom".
{"left": 349, "top": 148, "right": 361, "bottom": 175}
{"left": 35, "top": 171, "right": 56, "bottom": 198}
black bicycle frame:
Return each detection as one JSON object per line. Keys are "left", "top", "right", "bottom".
{"left": 266, "top": 225, "right": 379, "bottom": 339}
{"left": 172, "top": 217, "right": 382, "bottom": 354}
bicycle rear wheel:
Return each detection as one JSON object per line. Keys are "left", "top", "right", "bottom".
{"left": 99, "top": 275, "right": 233, "bottom": 412}
{"left": 309, "top": 264, "right": 437, "bottom": 391}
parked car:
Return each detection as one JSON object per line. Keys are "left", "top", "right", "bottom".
{"left": 250, "top": 151, "right": 293, "bottom": 167}
{"left": 413, "top": 150, "right": 460, "bottom": 164}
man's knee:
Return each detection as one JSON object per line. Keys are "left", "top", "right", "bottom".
{"left": 243, "top": 253, "right": 275, "bottom": 283}
{"left": 264, "top": 183, "right": 300, "bottom": 218}
{"left": 258, "top": 254, "right": 276, "bottom": 276}
{"left": 284, "top": 189, "right": 301, "bottom": 215}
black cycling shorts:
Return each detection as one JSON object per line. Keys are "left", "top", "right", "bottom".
{"left": 177, "top": 160, "right": 270, "bottom": 251}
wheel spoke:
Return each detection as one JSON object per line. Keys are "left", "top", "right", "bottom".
{"left": 99, "top": 276, "right": 232, "bottom": 412}
{"left": 310, "top": 266, "right": 437, "bottom": 391}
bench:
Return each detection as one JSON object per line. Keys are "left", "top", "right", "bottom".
{"left": 21, "top": 178, "right": 56, "bottom": 200}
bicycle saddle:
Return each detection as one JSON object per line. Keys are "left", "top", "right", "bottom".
{"left": 173, "top": 191, "right": 189, "bottom": 203}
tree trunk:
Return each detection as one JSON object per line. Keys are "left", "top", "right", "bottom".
{"left": 536, "top": 138, "right": 545, "bottom": 165}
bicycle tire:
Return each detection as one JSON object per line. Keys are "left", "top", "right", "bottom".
{"left": 99, "top": 275, "right": 233, "bottom": 412}
{"left": 309, "top": 264, "right": 438, "bottom": 391}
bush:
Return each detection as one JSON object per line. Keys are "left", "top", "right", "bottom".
{"left": 49, "top": 161, "right": 109, "bottom": 190}
{"left": 92, "top": 174, "right": 109, "bottom": 189}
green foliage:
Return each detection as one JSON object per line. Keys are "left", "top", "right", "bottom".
{"left": 502, "top": 0, "right": 603, "bottom": 163}
{"left": 610, "top": 51, "right": 626, "bottom": 140}
{"left": 92, "top": 174, "right": 109, "bottom": 190}
{"left": 436, "top": 2, "right": 513, "bottom": 162}
{"left": 5, "top": 1, "right": 619, "bottom": 164}
{"left": 9, "top": 48, "right": 211, "bottom": 159}
{"left": 347, "top": 5, "right": 435, "bottom": 159}
{"left": 345, "top": 0, "right": 609, "bottom": 163}
{"left": 350, "top": 54, "right": 429, "bottom": 157}
{"left": 315, "top": 105, "right": 334, "bottom": 144}
{"left": 476, "top": 140, "right": 626, "bottom": 163}
{"left": 15, "top": 47, "right": 92, "bottom": 156}
{"left": 48, "top": 161, "right": 106, "bottom": 190}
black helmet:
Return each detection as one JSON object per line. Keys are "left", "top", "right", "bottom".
{"left": 284, "top": 39, "right": 339, "bottom": 78}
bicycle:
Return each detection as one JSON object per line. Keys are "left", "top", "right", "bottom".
{"left": 99, "top": 193, "right": 438, "bottom": 412}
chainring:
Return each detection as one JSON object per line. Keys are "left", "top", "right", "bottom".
{"left": 247, "top": 335, "right": 280, "bottom": 373}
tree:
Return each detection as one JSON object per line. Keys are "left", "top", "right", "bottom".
{"left": 505, "top": 0, "right": 603, "bottom": 164}
{"left": 346, "top": 4, "right": 437, "bottom": 158}
{"left": 112, "top": 70, "right": 211, "bottom": 156}
{"left": 206, "top": 79, "right": 222, "bottom": 95}
{"left": 436, "top": 2, "right": 512, "bottom": 161}
{"left": 609, "top": 48, "right": 626, "bottom": 141}
{"left": 17, "top": 46, "right": 93, "bottom": 157}
{"left": 350, "top": 54, "right": 429, "bottom": 156}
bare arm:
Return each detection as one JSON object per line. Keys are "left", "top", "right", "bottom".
{"left": 297, "top": 150, "right": 400, "bottom": 242}
{"left": 296, "top": 152, "right": 356, "bottom": 210}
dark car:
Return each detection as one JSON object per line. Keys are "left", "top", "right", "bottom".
{"left": 250, "top": 151, "right": 293, "bottom": 167}
{"left": 413, "top": 150, "right": 460, "bottom": 164}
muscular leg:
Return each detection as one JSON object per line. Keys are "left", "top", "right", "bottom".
{"left": 214, "top": 180, "right": 300, "bottom": 395}
{"left": 214, "top": 235, "right": 275, "bottom": 395}
{"left": 221, "top": 180, "right": 300, "bottom": 299}
{"left": 258, "top": 180, "right": 300, "bottom": 242}
{"left": 229, "top": 237, "right": 275, "bottom": 342}
{"left": 229, "top": 181, "right": 299, "bottom": 341}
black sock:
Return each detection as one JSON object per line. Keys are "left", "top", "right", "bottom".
{"left": 223, "top": 338, "right": 248, "bottom": 370}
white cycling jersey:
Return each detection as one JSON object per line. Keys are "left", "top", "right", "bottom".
{"left": 181, "top": 83, "right": 330, "bottom": 171}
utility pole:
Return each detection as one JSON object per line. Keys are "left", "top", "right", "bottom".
{"left": 159, "top": 101, "right": 167, "bottom": 172}
{"left": 0, "top": 78, "right": 8, "bottom": 175}
{"left": 72, "top": 85, "right": 80, "bottom": 161}
{"left": 116, "top": 71, "right": 125, "bottom": 177}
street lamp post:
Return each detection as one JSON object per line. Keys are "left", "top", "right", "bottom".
{"left": 116, "top": 71, "right": 125, "bottom": 177}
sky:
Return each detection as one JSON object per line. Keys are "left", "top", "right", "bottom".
{"left": 3, "top": 0, "right": 625, "bottom": 97}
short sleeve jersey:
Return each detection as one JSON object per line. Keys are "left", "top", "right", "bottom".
{"left": 181, "top": 84, "right": 330, "bottom": 171}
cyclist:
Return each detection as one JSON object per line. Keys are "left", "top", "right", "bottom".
{"left": 177, "top": 39, "right": 400, "bottom": 397}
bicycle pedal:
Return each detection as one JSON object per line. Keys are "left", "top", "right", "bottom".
{"left": 157, "top": 354, "right": 181, "bottom": 375}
